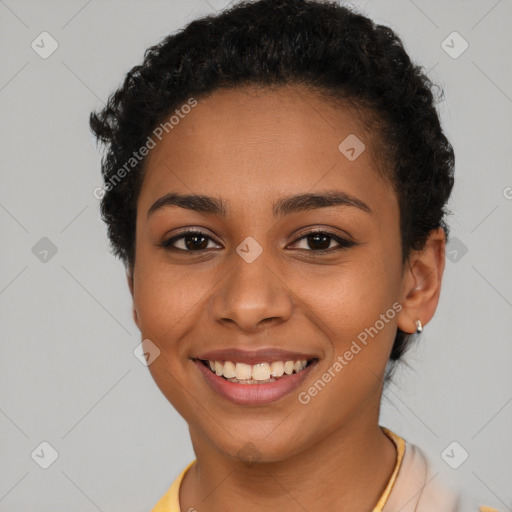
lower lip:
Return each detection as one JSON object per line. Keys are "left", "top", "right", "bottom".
{"left": 194, "top": 360, "right": 317, "bottom": 405}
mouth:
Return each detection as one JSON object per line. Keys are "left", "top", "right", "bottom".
{"left": 198, "top": 358, "right": 316, "bottom": 384}
{"left": 192, "top": 350, "right": 319, "bottom": 405}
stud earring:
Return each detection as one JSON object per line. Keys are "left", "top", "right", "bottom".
{"left": 415, "top": 319, "right": 423, "bottom": 334}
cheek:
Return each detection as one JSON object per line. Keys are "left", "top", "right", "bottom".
{"left": 302, "top": 256, "right": 400, "bottom": 337}
{"left": 133, "top": 263, "right": 207, "bottom": 415}
{"left": 294, "top": 263, "right": 400, "bottom": 426}
{"left": 296, "top": 257, "right": 402, "bottom": 408}
{"left": 132, "top": 258, "right": 210, "bottom": 351}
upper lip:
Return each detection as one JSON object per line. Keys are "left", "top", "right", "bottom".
{"left": 194, "top": 348, "right": 319, "bottom": 365}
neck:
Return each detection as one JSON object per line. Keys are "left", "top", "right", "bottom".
{"left": 180, "top": 412, "right": 397, "bottom": 511}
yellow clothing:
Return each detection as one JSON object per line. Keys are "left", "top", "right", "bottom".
{"left": 151, "top": 428, "right": 499, "bottom": 512}
{"left": 151, "top": 427, "right": 404, "bottom": 512}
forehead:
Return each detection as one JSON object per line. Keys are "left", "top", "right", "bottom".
{"left": 139, "top": 85, "right": 394, "bottom": 217}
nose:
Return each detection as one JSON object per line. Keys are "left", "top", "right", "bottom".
{"left": 209, "top": 252, "right": 294, "bottom": 333}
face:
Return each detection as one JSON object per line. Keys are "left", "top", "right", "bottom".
{"left": 129, "top": 85, "right": 416, "bottom": 462}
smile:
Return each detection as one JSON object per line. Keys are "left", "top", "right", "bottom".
{"left": 193, "top": 350, "right": 319, "bottom": 405}
{"left": 203, "top": 359, "right": 311, "bottom": 384}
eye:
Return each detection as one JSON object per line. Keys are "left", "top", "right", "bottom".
{"left": 289, "top": 230, "right": 357, "bottom": 252}
{"left": 161, "top": 230, "right": 221, "bottom": 252}
{"left": 160, "top": 229, "right": 357, "bottom": 254}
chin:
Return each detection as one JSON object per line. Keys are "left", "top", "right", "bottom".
{"left": 206, "top": 426, "right": 312, "bottom": 465}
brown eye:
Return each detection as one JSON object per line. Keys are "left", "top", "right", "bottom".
{"left": 162, "top": 231, "right": 220, "bottom": 252}
{"left": 305, "top": 233, "right": 331, "bottom": 250}
{"left": 290, "top": 231, "right": 356, "bottom": 252}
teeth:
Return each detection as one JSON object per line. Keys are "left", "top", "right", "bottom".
{"left": 235, "top": 362, "right": 252, "bottom": 380}
{"left": 206, "top": 359, "right": 308, "bottom": 381}
{"left": 283, "top": 361, "right": 294, "bottom": 375}
{"left": 252, "top": 363, "right": 271, "bottom": 381}
{"left": 270, "top": 361, "right": 284, "bottom": 377}
{"left": 223, "top": 361, "right": 236, "bottom": 379}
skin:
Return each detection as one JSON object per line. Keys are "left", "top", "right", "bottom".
{"left": 126, "top": 84, "right": 446, "bottom": 511}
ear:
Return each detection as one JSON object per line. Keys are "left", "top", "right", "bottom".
{"left": 126, "top": 265, "right": 140, "bottom": 329}
{"left": 397, "top": 227, "right": 446, "bottom": 334}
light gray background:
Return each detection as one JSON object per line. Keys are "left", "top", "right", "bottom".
{"left": 1, "top": 0, "right": 511, "bottom": 510}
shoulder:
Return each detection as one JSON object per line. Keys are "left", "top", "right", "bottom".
{"left": 151, "top": 461, "right": 196, "bottom": 512}
{"left": 383, "top": 439, "right": 469, "bottom": 512}
{"left": 383, "top": 439, "right": 502, "bottom": 512}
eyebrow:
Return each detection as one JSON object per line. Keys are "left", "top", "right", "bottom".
{"left": 147, "top": 191, "right": 372, "bottom": 219}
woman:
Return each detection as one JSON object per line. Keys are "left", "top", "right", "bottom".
{"left": 90, "top": 0, "right": 498, "bottom": 510}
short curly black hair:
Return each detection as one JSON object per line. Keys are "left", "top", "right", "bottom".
{"left": 90, "top": 0, "right": 454, "bottom": 371}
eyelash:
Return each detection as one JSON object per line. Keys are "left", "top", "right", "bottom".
{"left": 160, "top": 229, "right": 357, "bottom": 254}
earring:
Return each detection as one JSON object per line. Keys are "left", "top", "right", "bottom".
{"left": 415, "top": 319, "right": 423, "bottom": 334}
